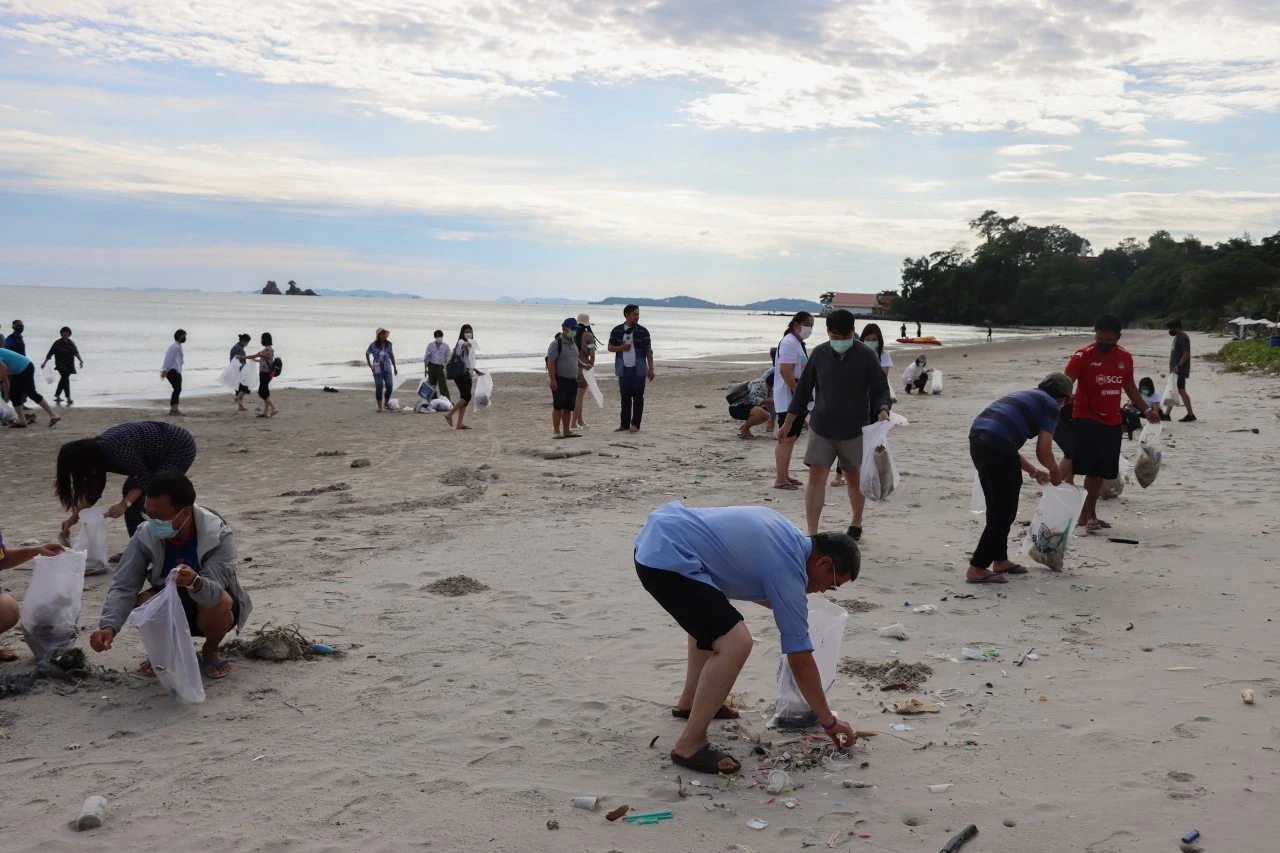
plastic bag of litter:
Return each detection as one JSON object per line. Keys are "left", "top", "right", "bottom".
{"left": 386, "top": 398, "right": 401, "bottom": 411}
{"left": 1102, "top": 455, "right": 1132, "bottom": 499}
{"left": 859, "top": 419, "right": 901, "bottom": 502}
{"left": 0, "top": 398, "right": 16, "bottom": 425}
{"left": 1023, "top": 484, "right": 1087, "bottom": 571}
{"left": 1160, "top": 374, "right": 1180, "bottom": 409}
{"left": 582, "top": 367, "right": 604, "bottom": 407}
{"left": 73, "top": 506, "right": 109, "bottom": 572}
{"left": 42, "top": 361, "right": 56, "bottom": 385}
{"left": 239, "top": 361, "right": 257, "bottom": 387}
{"left": 19, "top": 550, "right": 86, "bottom": 659}
{"left": 128, "top": 574, "right": 205, "bottom": 703}
{"left": 970, "top": 473, "right": 986, "bottom": 514}
{"left": 473, "top": 373, "right": 494, "bottom": 408}
{"left": 930, "top": 370, "right": 943, "bottom": 395}
{"left": 772, "top": 595, "right": 848, "bottom": 728}
{"left": 218, "top": 360, "right": 242, "bottom": 389}
{"left": 1134, "top": 421, "right": 1163, "bottom": 489}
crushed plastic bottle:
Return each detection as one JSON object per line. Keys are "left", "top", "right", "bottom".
{"left": 962, "top": 647, "right": 989, "bottom": 661}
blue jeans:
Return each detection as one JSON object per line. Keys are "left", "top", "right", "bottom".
{"left": 374, "top": 371, "right": 394, "bottom": 402}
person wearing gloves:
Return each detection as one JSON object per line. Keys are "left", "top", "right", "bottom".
{"left": 89, "top": 473, "right": 252, "bottom": 680}
{"left": 902, "top": 354, "right": 928, "bottom": 394}
{"left": 634, "top": 502, "right": 861, "bottom": 775}
{"left": 965, "top": 373, "right": 1071, "bottom": 585}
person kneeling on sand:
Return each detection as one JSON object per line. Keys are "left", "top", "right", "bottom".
{"left": 90, "top": 473, "right": 252, "bottom": 680}
{"left": 634, "top": 501, "right": 860, "bottom": 774}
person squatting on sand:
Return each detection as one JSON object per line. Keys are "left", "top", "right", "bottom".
{"left": 634, "top": 502, "right": 861, "bottom": 774}
{"left": 966, "top": 373, "right": 1071, "bottom": 584}
{"left": 777, "top": 309, "right": 892, "bottom": 541}
{"left": 0, "top": 527, "right": 67, "bottom": 661}
{"left": 90, "top": 473, "right": 252, "bottom": 680}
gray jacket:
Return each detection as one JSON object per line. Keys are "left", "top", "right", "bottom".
{"left": 787, "top": 340, "right": 892, "bottom": 440}
{"left": 99, "top": 505, "right": 253, "bottom": 634}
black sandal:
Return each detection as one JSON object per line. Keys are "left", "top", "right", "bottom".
{"left": 671, "top": 745, "right": 740, "bottom": 775}
{"left": 672, "top": 705, "right": 739, "bottom": 720}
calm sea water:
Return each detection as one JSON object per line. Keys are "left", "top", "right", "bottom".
{"left": 0, "top": 286, "right": 1032, "bottom": 405}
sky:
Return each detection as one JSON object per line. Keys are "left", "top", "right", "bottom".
{"left": 1, "top": 0, "right": 1279, "bottom": 303}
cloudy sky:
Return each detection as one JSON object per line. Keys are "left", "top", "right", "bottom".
{"left": 1, "top": 0, "right": 1278, "bottom": 302}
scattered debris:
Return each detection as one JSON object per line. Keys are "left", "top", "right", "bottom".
{"left": 222, "top": 624, "right": 320, "bottom": 662}
{"left": 912, "top": 605, "right": 938, "bottom": 614}
{"left": 439, "top": 466, "right": 499, "bottom": 486}
{"left": 839, "top": 659, "right": 933, "bottom": 691}
{"left": 278, "top": 483, "right": 349, "bottom": 497}
{"left": 424, "top": 575, "right": 490, "bottom": 597}
{"left": 1242, "top": 689, "right": 1256, "bottom": 705}
{"left": 350, "top": 459, "right": 372, "bottom": 468}
{"left": 829, "top": 597, "right": 880, "bottom": 613}
{"left": 927, "top": 783, "right": 954, "bottom": 793}
{"left": 572, "top": 796, "right": 599, "bottom": 811}
{"left": 606, "top": 805, "right": 630, "bottom": 822}
{"left": 649, "top": 735, "right": 660, "bottom": 748}
{"left": 746, "top": 818, "right": 769, "bottom": 830}
{"left": 0, "top": 647, "right": 91, "bottom": 700}
{"left": 314, "top": 450, "right": 346, "bottom": 457}
{"left": 883, "top": 698, "right": 941, "bottom": 715}
{"left": 74, "top": 796, "right": 107, "bottom": 831}
{"left": 546, "top": 820, "right": 559, "bottom": 830}
{"left": 939, "top": 823, "right": 979, "bottom": 853}
{"left": 875, "top": 623, "right": 909, "bottom": 640}
{"left": 1014, "top": 648, "right": 1036, "bottom": 667}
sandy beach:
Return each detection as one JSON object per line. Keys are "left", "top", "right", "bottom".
{"left": 2, "top": 330, "right": 1278, "bottom": 852}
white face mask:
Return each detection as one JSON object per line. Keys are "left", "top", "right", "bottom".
{"left": 464, "top": 333, "right": 473, "bottom": 341}
{"left": 799, "top": 326, "right": 812, "bottom": 341}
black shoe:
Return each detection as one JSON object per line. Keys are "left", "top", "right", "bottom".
{"left": 54, "top": 397, "right": 62, "bottom": 405}
{"left": 1159, "top": 413, "right": 1171, "bottom": 422}
{"left": 1178, "top": 414, "right": 1197, "bottom": 423}
{"left": 847, "top": 525, "right": 862, "bottom": 541}
{"left": 1126, "top": 431, "right": 1134, "bottom": 441}
{"left": 66, "top": 399, "right": 73, "bottom": 406}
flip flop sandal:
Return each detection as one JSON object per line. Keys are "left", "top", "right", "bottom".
{"left": 670, "top": 745, "right": 740, "bottom": 775}
{"left": 995, "top": 564, "right": 1028, "bottom": 574}
{"left": 966, "top": 573, "right": 1007, "bottom": 585}
{"left": 200, "top": 657, "right": 232, "bottom": 679}
{"left": 139, "top": 658, "right": 156, "bottom": 677}
{"left": 773, "top": 482, "right": 799, "bottom": 491}
{"left": 788, "top": 478, "right": 803, "bottom": 486}
{"left": 671, "top": 705, "right": 739, "bottom": 720}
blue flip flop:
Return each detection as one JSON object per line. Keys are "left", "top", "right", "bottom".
{"left": 966, "top": 573, "right": 1008, "bottom": 585}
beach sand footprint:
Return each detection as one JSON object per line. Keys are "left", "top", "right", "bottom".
{"left": 1142, "top": 768, "right": 1207, "bottom": 799}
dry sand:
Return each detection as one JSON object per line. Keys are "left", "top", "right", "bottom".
{"left": 1, "top": 331, "right": 1278, "bottom": 852}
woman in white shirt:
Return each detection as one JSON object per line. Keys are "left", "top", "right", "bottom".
{"left": 772, "top": 311, "right": 814, "bottom": 490}
{"left": 447, "top": 324, "right": 482, "bottom": 429}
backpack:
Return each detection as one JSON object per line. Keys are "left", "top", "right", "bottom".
{"left": 725, "top": 382, "right": 751, "bottom": 404}
{"left": 272, "top": 357, "right": 283, "bottom": 378}
{"left": 446, "top": 347, "right": 466, "bottom": 381}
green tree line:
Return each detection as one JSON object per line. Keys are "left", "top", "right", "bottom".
{"left": 893, "top": 210, "right": 1280, "bottom": 329}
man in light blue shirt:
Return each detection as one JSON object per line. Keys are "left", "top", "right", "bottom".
{"left": 634, "top": 502, "right": 860, "bottom": 775}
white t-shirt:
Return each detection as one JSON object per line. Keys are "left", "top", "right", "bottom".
{"left": 454, "top": 339, "right": 477, "bottom": 370}
{"left": 879, "top": 350, "right": 893, "bottom": 369}
{"left": 773, "top": 334, "right": 808, "bottom": 414}
{"left": 622, "top": 330, "right": 637, "bottom": 368}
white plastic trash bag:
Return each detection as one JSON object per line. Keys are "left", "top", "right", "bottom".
{"left": 473, "top": 372, "right": 494, "bottom": 408}
{"left": 42, "top": 361, "right": 55, "bottom": 385}
{"left": 73, "top": 506, "right": 110, "bottom": 572}
{"left": 416, "top": 398, "right": 453, "bottom": 413}
{"left": 386, "top": 398, "right": 400, "bottom": 411}
{"left": 930, "top": 370, "right": 943, "bottom": 395}
{"left": 19, "top": 550, "right": 87, "bottom": 659}
{"left": 1023, "top": 484, "right": 1087, "bottom": 571}
{"left": 0, "top": 398, "right": 16, "bottom": 425}
{"left": 217, "top": 360, "right": 241, "bottom": 389}
{"left": 239, "top": 361, "right": 256, "bottom": 388}
{"left": 970, "top": 473, "right": 986, "bottom": 514}
{"left": 859, "top": 419, "right": 901, "bottom": 502}
{"left": 1161, "top": 374, "right": 1180, "bottom": 409}
{"left": 772, "top": 595, "right": 848, "bottom": 728}
{"left": 1134, "top": 421, "right": 1163, "bottom": 489}
{"left": 1103, "top": 455, "right": 1132, "bottom": 499}
{"left": 582, "top": 366, "right": 604, "bottom": 407}
{"left": 128, "top": 575, "right": 205, "bottom": 703}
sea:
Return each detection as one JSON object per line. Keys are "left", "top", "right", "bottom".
{"left": 0, "top": 286, "right": 1040, "bottom": 406}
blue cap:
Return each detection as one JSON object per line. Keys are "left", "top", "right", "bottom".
{"left": 562, "top": 317, "right": 579, "bottom": 329}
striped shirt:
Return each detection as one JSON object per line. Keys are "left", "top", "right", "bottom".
{"left": 969, "top": 389, "right": 1060, "bottom": 454}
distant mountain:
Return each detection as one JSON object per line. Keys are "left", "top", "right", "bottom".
{"left": 313, "top": 288, "right": 423, "bottom": 299}
{"left": 494, "top": 296, "right": 519, "bottom": 303}
{"left": 592, "top": 295, "right": 822, "bottom": 313}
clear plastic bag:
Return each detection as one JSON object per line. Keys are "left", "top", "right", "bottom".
{"left": 73, "top": 506, "right": 109, "bottom": 571}
{"left": 772, "top": 596, "right": 848, "bottom": 728}
{"left": 582, "top": 367, "right": 604, "bottom": 407}
{"left": 42, "top": 362, "right": 56, "bottom": 385}
{"left": 930, "top": 369, "right": 943, "bottom": 395}
{"left": 473, "top": 372, "right": 494, "bottom": 408}
{"left": 1023, "top": 484, "right": 1087, "bottom": 571}
{"left": 1134, "top": 421, "right": 1163, "bottom": 489}
{"left": 859, "top": 420, "right": 900, "bottom": 502}
{"left": 19, "top": 550, "right": 86, "bottom": 659}
{"left": 128, "top": 575, "right": 206, "bottom": 703}
{"left": 217, "top": 360, "right": 242, "bottom": 389}
{"left": 0, "top": 398, "right": 16, "bottom": 425}
{"left": 1160, "top": 374, "right": 1180, "bottom": 409}
{"left": 239, "top": 361, "right": 257, "bottom": 388}
{"left": 970, "top": 472, "right": 986, "bottom": 514}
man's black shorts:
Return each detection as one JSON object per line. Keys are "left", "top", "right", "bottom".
{"left": 552, "top": 376, "right": 578, "bottom": 410}
{"left": 636, "top": 561, "right": 743, "bottom": 651}
{"left": 1071, "top": 417, "right": 1122, "bottom": 479}
{"left": 1052, "top": 418, "right": 1073, "bottom": 460}
{"left": 1176, "top": 374, "right": 1188, "bottom": 390}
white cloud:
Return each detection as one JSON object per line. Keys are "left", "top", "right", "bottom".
{"left": 1119, "top": 138, "right": 1190, "bottom": 148}
{"left": 997, "top": 144, "right": 1072, "bottom": 158}
{"left": 904, "top": 181, "right": 945, "bottom": 193}
{"left": 0, "top": 1, "right": 1277, "bottom": 136}
{"left": 1097, "top": 152, "right": 1206, "bottom": 168}
{"left": 989, "top": 169, "right": 1073, "bottom": 183}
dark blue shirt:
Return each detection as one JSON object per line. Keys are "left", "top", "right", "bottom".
{"left": 970, "top": 389, "right": 1060, "bottom": 454}
{"left": 3, "top": 332, "right": 24, "bottom": 355}
{"left": 162, "top": 535, "right": 202, "bottom": 579}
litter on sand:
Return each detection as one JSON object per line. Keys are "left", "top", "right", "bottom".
{"left": 221, "top": 624, "right": 326, "bottom": 662}
{"left": 875, "top": 623, "right": 909, "bottom": 640}
{"left": 746, "top": 818, "right": 769, "bottom": 830}
{"left": 883, "top": 698, "right": 941, "bottom": 715}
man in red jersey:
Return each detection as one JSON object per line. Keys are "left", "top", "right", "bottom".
{"left": 1064, "top": 315, "right": 1159, "bottom": 532}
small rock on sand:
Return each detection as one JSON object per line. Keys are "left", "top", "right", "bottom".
{"left": 426, "top": 575, "right": 490, "bottom": 597}
{"left": 351, "top": 459, "right": 371, "bottom": 468}
{"left": 1003, "top": 818, "right": 1017, "bottom": 827}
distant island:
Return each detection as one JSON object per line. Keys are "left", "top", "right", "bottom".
{"left": 494, "top": 296, "right": 580, "bottom": 305}
{"left": 261, "top": 279, "right": 318, "bottom": 296}
{"left": 591, "top": 295, "right": 823, "bottom": 313}
{"left": 313, "top": 288, "right": 423, "bottom": 300}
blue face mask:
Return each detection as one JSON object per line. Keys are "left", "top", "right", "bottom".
{"left": 147, "top": 509, "right": 187, "bottom": 540}
{"left": 830, "top": 339, "right": 854, "bottom": 353}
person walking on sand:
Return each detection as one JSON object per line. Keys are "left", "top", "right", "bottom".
{"left": 547, "top": 317, "right": 584, "bottom": 439}
{"left": 773, "top": 311, "right": 814, "bottom": 490}
{"left": 1164, "top": 319, "right": 1196, "bottom": 423}
{"left": 1064, "top": 315, "right": 1159, "bottom": 534}
{"left": 228, "top": 333, "right": 252, "bottom": 411}
{"left": 424, "top": 330, "right": 452, "bottom": 400}
{"left": 365, "top": 328, "right": 399, "bottom": 412}
{"left": 987, "top": 325, "right": 993, "bottom": 342}
{"left": 571, "top": 313, "right": 596, "bottom": 431}
{"left": 446, "top": 324, "right": 481, "bottom": 429}
{"left": 833, "top": 324, "right": 893, "bottom": 488}
{"left": 89, "top": 473, "right": 252, "bottom": 681}
{"left": 161, "top": 329, "right": 186, "bottom": 417}
{"left": 0, "top": 346, "right": 60, "bottom": 428}
{"left": 965, "top": 373, "right": 1070, "bottom": 585}
{"left": 778, "top": 310, "right": 892, "bottom": 541}
{"left": 243, "top": 333, "right": 277, "bottom": 418}
{"left": 45, "top": 327, "right": 84, "bottom": 406}
{"left": 608, "top": 304, "right": 654, "bottom": 433}
{"left": 635, "top": 502, "right": 861, "bottom": 774}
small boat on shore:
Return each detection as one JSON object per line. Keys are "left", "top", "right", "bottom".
{"left": 896, "top": 336, "right": 943, "bottom": 346}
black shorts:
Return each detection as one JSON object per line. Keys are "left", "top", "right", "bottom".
{"left": 1071, "top": 417, "right": 1122, "bottom": 479}
{"left": 8, "top": 364, "right": 42, "bottom": 407}
{"left": 1176, "top": 374, "right": 1188, "bottom": 390}
{"left": 552, "top": 376, "right": 578, "bottom": 410}
{"left": 729, "top": 402, "right": 753, "bottom": 421}
{"left": 148, "top": 584, "right": 240, "bottom": 638}
{"left": 257, "top": 373, "right": 272, "bottom": 400}
{"left": 1053, "top": 418, "right": 1074, "bottom": 459}
{"left": 455, "top": 373, "right": 473, "bottom": 402}
{"left": 236, "top": 383, "right": 250, "bottom": 395}
{"left": 777, "top": 410, "right": 806, "bottom": 436}
{"left": 636, "top": 561, "right": 743, "bottom": 651}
